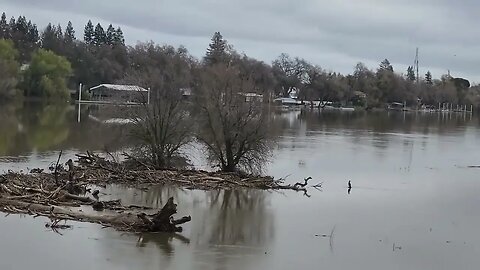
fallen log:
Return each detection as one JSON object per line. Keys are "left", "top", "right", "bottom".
{"left": 0, "top": 197, "right": 190, "bottom": 233}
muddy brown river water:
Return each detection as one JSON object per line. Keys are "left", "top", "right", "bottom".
{"left": 1, "top": 103, "right": 479, "bottom": 269}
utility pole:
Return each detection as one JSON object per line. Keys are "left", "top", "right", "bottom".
{"left": 414, "top": 47, "right": 419, "bottom": 84}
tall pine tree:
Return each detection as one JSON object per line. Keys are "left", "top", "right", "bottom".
{"left": 378, "top": 59, "right": 393, "bottom": 72}
{"left": 106, "top": 24, "right": 115, "bottom": 45}
{"left": 8, "top": 17, "right": 15, "bottom": 33}
{"left": 55, "top": 24, "right": 63, "bottom": 40}
{"left": 425, "top": 71, "right": 433, "bottom": 85}
{"left": 406, "top": 66, "right": 416, "bottom": 81}
{"left": 41, "top": 23, "right": 63, "bottom": 53}
{"left": 204, "top": 31, "right": 227, "bottom": 65}
{"left": 65, "top": 21, "right": 75, "bottom": 43}
{"left": 113, "top": 27, "right": 125, "bottom": 45}
{"left": 26, "top": 20, "right": 39, "bottom": 44}
{"left": 94, "top": 23, "right": 106, "bottom": 46}
{"left": 0, "top": 12, "right": 8, "bottom": 39}
{"left": 84, "top": 20, "right": 94, "bottom": 45}
{"left": 11, "top": 16, "right": 30, "bottom": 62}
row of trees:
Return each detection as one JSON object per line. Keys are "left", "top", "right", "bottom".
{"left": 2, "top": 11, "right": 477, "bottom": 108}
{"left": 0, "top": 12, "right": 128, "bottom": 101}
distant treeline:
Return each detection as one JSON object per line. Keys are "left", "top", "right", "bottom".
{"left": 0, "top": 11, "right": 478, "bottom": 108}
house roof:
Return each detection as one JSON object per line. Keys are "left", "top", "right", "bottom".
{"left": 89, "top": 84, "right": 149, "bottom": 92}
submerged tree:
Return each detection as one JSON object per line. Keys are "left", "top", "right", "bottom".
{"left": 125, "top": 43, "right": 195, "bottom": 168}
{"left": 272, "top": 53, "right": 307, "bottom": 98}
{"left": 195, "top": 63, "right": 273, "bottom": 173}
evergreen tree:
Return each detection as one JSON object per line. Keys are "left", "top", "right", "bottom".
{"left": 26, "top": 21, "right": 39, "bottom": 44}
{"left": 84, "top": 20, "right": 94, "bottom": 45}
{"left": 204, "top": 31, "right": 227, "bottom": 65}
{"left": 113, "top": 27, "right": 125, "bottom": 45}
{"left": 23, "top": 20, "right": 39, "bottom": 60}
{"left": 8, "top": 17, "right": 15, "bottom": 35}
{"left": 65, "top": 21, "right": 75, "bottom": 43}
{"left": 106, "top": 24, "right": 115, "bottom": 45}
{"left": 425, "top": 71, "right": 433, "bottom": 85}
{"left": 94, "top": 23, "right": 106, "bottom": 46}
{"left": 0, "top": 12, "right": 8, "bottom": 39}
{"left": 378, "top": 59, "right": 393, "bottom": 72}
{"left": 55, "top": 24, "right": 63, "bottom": 40}
{"left": 407, "top": 66, "right": 416, "bottom": 81}
{"left": 11, "top": 16, "right": 30, "bottom": 62}
{"left": 15, "top": 16, "right": 28, "bottom": 35}
{"left": 41, "top": 23, "right": 63, "bottom": 53}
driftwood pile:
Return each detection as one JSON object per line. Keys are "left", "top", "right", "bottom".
{"left": 0, "top": 161, "right": 191, "bottom": 232}
{"left": 0, "top": 151, "right": 316, "bottom": 232}
{"left": 74, "top": 152, "right": 314, "bottom": 192}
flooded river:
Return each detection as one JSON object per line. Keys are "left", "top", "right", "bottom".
{"left": 1, "top": 102, "right": 480, "bottom": 269}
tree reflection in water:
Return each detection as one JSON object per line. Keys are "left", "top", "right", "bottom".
{"left": 97, "top": 184, "right": 274, "bottom": 269}
{"left": 205, "top": 189, "right": 273, "bottom": 246}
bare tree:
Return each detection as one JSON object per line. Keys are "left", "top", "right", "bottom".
{"left": 130, "top": 92, "right": 192, "bottom": 168}
{"left": 121, "top": 43, "right": 195, "bottom": 168}
{"left": 194, "top": 63, "right": 273, "bottom": 173}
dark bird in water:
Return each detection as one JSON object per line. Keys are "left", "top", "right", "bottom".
{"left": 348, "top": 180, "right": 352, "bottom": 189}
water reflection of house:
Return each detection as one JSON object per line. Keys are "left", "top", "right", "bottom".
{"left": 88, "top": 84, "right": 150, "bottom": 104}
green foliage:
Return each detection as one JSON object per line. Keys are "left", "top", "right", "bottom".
{"left": 23, "top": 49, "right": 72, "bottom": 99}
{"left": 0, "top": 39, "right": 20, "bottom": 100}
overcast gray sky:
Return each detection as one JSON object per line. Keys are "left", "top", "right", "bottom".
{"left": 1, "top": 0, "right": 479, "bottom": 82}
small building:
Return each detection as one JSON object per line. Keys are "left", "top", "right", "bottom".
{"left": 387, "top": 102, "right": 406, "bottom": 111}
{"left": 88, "top": 84, "right": 150, "bottom": 104}
{"left": 239, "top": 93, "right": 264, "bottom": 103}
{"left": 180, "top": 88, "right": 193, "bottom": 101}
{"left": 273, "top": 97, "right": 302, "bottom": 106}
